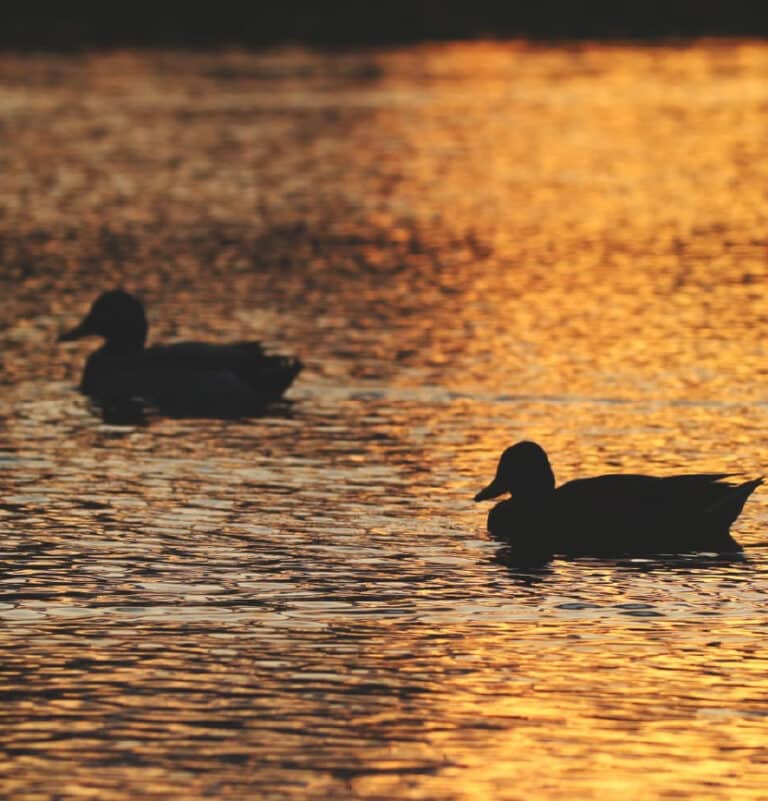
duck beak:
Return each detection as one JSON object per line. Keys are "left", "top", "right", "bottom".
{"left": 57, "top": 319, "right": 92, "bottom": 342}
{"left": 474, "top": 477, "right": 506, "bottom": 502}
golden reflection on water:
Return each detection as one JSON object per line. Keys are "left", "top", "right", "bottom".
{"left": 2, "top": 41, "right": 768, "bottom": 800}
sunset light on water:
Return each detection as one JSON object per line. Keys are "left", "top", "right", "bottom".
{"left": 2, "top": 40, "right": 768, "bottom": 800}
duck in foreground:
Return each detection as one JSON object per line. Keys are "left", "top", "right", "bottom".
{"left": 475, "top": 441, "right": 762, "bottom": 563}
{"left": 58, "top": 290, "right": 302, "bottom": 418}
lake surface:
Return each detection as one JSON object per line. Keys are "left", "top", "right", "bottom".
{"left": 2, "top": 41, "right": 768, "bottom": 800}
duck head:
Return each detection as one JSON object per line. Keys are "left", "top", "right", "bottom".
{"left": 474, "top": 441, "right": 556, "bottom": 501}
{"left": 58, "top": 290, "right": 148, "bottom": 352}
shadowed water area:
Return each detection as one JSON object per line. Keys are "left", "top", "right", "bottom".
{"left": 2, "top": 42, "right": 768, "bottom": 799}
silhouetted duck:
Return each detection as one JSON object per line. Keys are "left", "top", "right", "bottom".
{"left": 475, "top": 441, "right": 761, "bottom": 562}
{"left": 58, "top": 290, "right": 302, "bottom": 418}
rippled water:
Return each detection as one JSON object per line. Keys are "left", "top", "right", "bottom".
{"left": 2, "top": 42, "right": 768, "bottom": 800}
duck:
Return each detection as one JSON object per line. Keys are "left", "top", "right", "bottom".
{"left": 474, "top": 441, "right": 762, "bottom": 562}
{"left": 57, "top": 290, "right": 302, "bottom": 418}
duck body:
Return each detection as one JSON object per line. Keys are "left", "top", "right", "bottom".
{"left": 476, "top": 442, "right": 761, "bottom": 561}
{"left": 59, "top": 290, "right": 301, "bottom": 418}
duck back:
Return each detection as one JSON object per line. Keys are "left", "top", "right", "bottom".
{"left": 551, "top": 474, "right": 758, "bottom": 554}
{"left": 81, "top": 341, "right": 301, "bottom": 418}
{"left": 141, "top": 342, "right": 301, "bottom": 396}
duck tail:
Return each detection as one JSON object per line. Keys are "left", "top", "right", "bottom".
{"left": 736, "top": 476, "right": 764, "bottom": 505}
{"left": 706, "top": 476, "right": 763, "bottom": 529}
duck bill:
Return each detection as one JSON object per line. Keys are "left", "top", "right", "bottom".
{"left": 57, "top": 320, "right": 92, "bottom": 342}
{"left": 474, "top": 477, "right": 506, "bottom": 502}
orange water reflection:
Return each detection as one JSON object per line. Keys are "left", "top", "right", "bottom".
{"left": 1, "top": 41, "right": 768, "bottom": 801}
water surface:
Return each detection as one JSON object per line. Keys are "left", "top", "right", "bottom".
{"left": 2, "top": 42, "right": 768, "bottom": 800}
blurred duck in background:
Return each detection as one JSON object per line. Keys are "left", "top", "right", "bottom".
{"left": 58, "top": 290, "right": 302, "bottom": 419}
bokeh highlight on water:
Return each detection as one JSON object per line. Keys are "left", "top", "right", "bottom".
{"left": 2, "top": 42, "right": 768, "bottom": 800}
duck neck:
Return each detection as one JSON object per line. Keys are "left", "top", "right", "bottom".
{"left": 517, "top": 462, "right": 556, "bottom": 500}
{"left": 102, "top": 330, "right": 147, "bottom": 355}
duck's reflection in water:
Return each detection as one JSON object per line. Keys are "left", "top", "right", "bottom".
{"left": 491, "top": 544, "right": 753, "bottom": 588}
{"left": 491, "top": 546, "right": 555, "bottom": 585}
